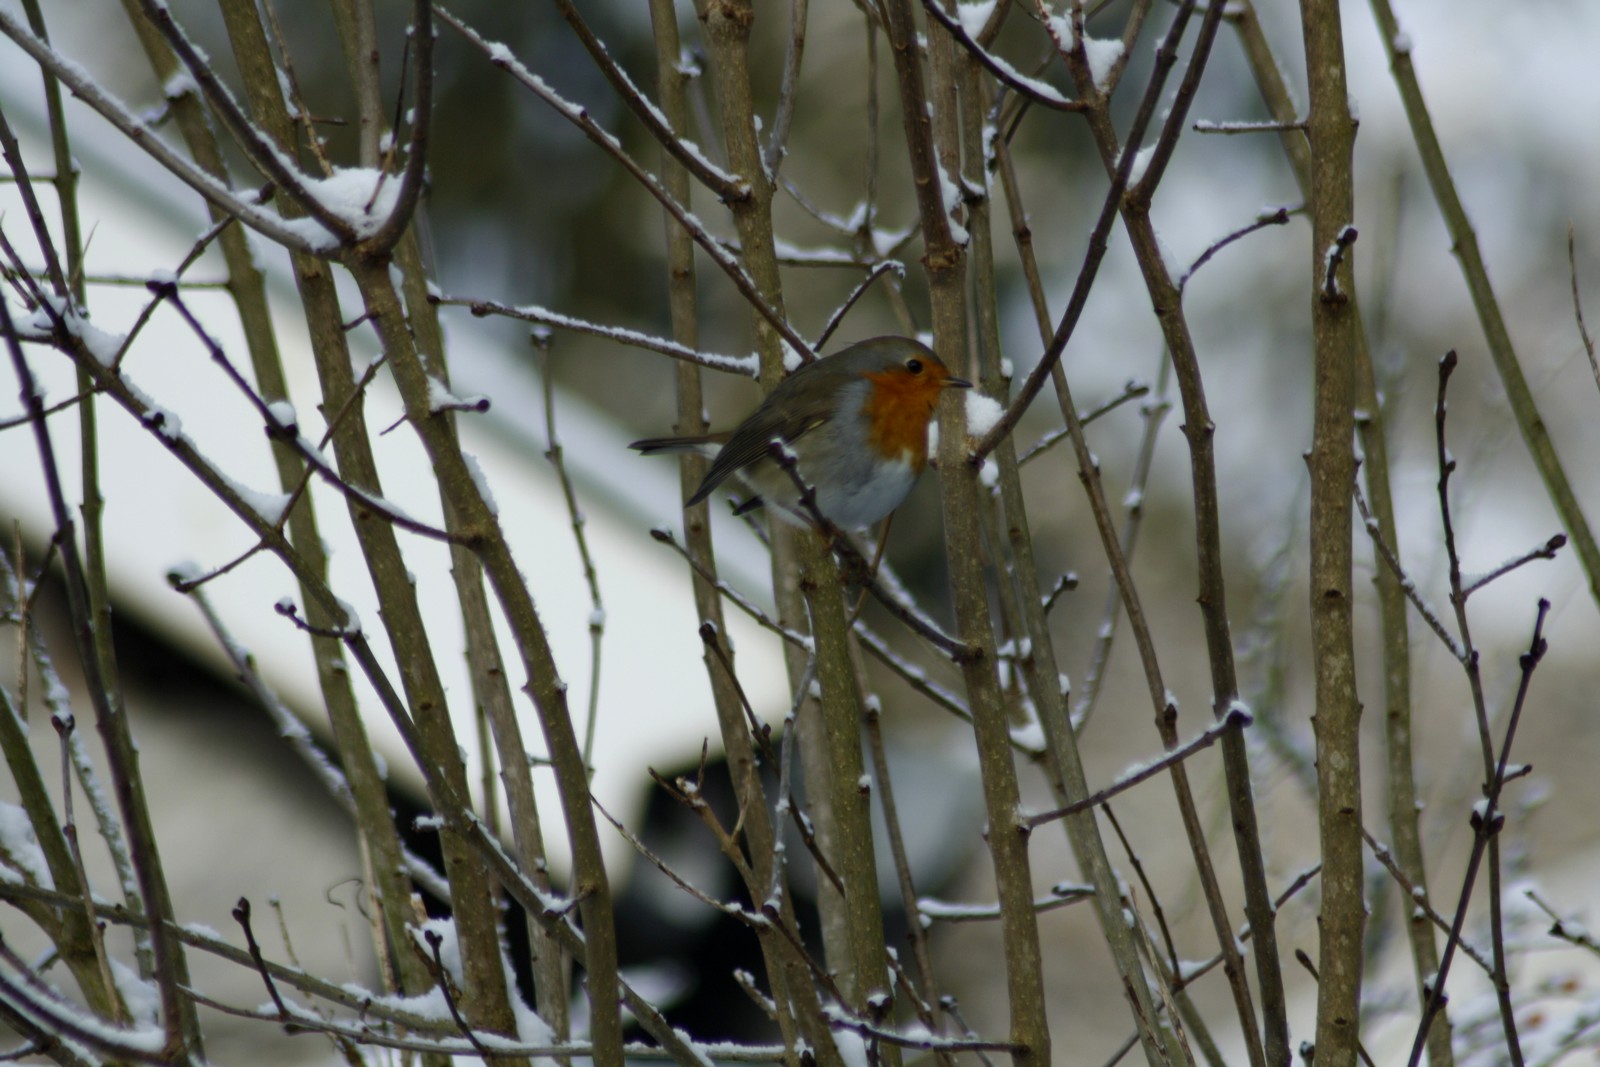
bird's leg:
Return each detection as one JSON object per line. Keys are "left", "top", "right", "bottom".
{"left": 847, "top": 514, "right": 893, "bottom": 624}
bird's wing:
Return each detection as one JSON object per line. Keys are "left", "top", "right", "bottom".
{"left": 687, "top": 387, "right": 835, "bottom": 505}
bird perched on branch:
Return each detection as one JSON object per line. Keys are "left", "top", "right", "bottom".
{"left": 631, "top": 336, "right": 970, "bottom": 530}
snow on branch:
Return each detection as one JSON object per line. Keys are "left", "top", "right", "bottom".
{"left": 432, "top": 294, "right": 759, "bottom": 377}
{"left": 920, "top": 0, "right": 1084, "bottom": 112}
{"left": 0, "top": 9, "right": 327, "bottom": 254}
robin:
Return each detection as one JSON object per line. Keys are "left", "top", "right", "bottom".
{"left": 631, "top": 336, "right": 971, "bottom": 530}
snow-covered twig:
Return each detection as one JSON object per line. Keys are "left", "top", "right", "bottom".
{"left": 1363, "top": 828, "right": 1494, "bottom": 976}
{"left": 972, "top": 0, "right": 1207, "bottom": 459}
{"left": 0, "top": 9, "right": 324, "bottom": 254}
{"left": 547, "top": 0, "right": 749, "bottom": 202}
{"left": 917, "top": 883, "right": 1092, "bottom": 923}
{"left": 1353, "top": 483, "right": 1467, "bottom": 662}
{"left": 921, "top": 0, "right": 1085, "bottom": 112}
{"left": 823, "top": 1003, "right": 1021, "bottom": 1055}
{"left": 1461, "top": 534, "right": 1566, "bottom": 599}
{"left": 155, "top": 285, "right": 462, "bottom": 544}
{"left": 431, "top": 294, "right": 759, "bottom": 377}
{"left": 129, "top": 0, "right": 362, "bottom": 246}
{"left": 1192, "top": 118, "right": 1307, "bottom": 134}
{"left": 0, "top": 292, "right": 195, "bottom": 1054}
{"left": 361, "top": 0, "right": 434, "bottom": 253}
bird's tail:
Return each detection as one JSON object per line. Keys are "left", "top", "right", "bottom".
{"left": 629, "top": 434, "right": 726, "bottom": 456}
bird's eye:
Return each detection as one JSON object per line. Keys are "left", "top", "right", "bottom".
{"left": 905, "top": 358, "right": 923, "bottom": 374}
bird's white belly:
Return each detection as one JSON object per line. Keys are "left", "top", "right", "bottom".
{"left": 816, "top": 454, "right": 917, "bottom": 530}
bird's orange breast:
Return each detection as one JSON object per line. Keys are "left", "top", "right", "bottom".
{"left": 859, "top": 370, "right": 945, "bottom": 470}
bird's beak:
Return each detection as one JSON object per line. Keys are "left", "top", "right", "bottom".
{"left": 944, "top": 376, "right": 972, "bottom": 389}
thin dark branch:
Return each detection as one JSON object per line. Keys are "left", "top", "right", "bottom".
{"left": 0, "top": 11, "right": 320, "bottom": 252}
{"left": 767, "top": 440, "right": 974, "bottom": 660}
{"left": 815, "top": 261, "right": 905, "bottom": 351}
{"left": 1026, "top": 704, "right": 1252, "bottom": 826}
{"left": 231, "top": 898, "right": 289, "bottom": 1020}
{"left": 1362, "top": 829, "right": 1494, "bottom": 976}
{"left": 0, "top": 389, "right": 92, "bottom": 431}
{"left": 0, "top": 287, "right": 193, "bottom": 1054}
{"left": 920, "top": 0, "right": 1086, "bottom": 112}
{"left": 1292, "top": 950, "right": 1378, "bottom": 1067}
{"left": 1406, "top": 599, "right": 1550, "bottom": 1067}
{"left": 1016, "top": 379, "right": 1152, "bottom": 467}
{"left": 547, "top": 0, "right": 749, "bottom": 202}
{"left": 432, "top": 294, "right": 758, "bottom": 377}
{"left": 421, "top": 929, "right": 493, "bottom": 1059}
{"left": 131, "top": 0, "right": 357, "bottom": 244}
{"left": 1040, "top": 571, "right": 1079, "bottom": 614}
{"left": 435, "top": 6, "right": 815, "bottom": 361}
{"left": 761, "top": 0, "right": 809, "bottom": 179}
{"left": 363, "top": 0, "right": 433, "bottom": 252}
{"left": 974, "top": 0, "right": 1205, "bottom": 457}
{"left": 1180, "top": 206, "right": 1294, "bottom": 289}
{"left": 1353, "top": 483, "right": 1465, "bottom": 661}
{"left": 1461, "top": 534, "right": 1566, "bottom": 599}
{"left": 1524, "top": 888, "right": 1600, "bottom": 960}
{"left": 1101, "top": 804, "right": 1181, "bottom": 979}
{"left": 1570, "top": 226, "right": 1600, "bottom": 397}
{"left": 160, "top": 285, "right": 468, "bottom": 545}
{"left": 0, "top": 105, "right": 69, "bottom": 299}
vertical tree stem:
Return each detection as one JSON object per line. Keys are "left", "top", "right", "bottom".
{"left": 1229, "top": 5, "right": 1448, "bottom": 1059}
{"left": 1299, "top": 0, "right": 1365, "bottom": 1060}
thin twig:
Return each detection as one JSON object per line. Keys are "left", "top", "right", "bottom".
{"left": 420, "top": 929, "right": 492, "bottom": 1060}
{"left": 1027, "top": 705, "right": 1252, "bottom": 826}
{"left": 1353, "top": 482, "right": 1467, "bottom": 661}
{"left": 232, "top": 899, "right": 289, "bottom": 1020}
{"left": 1179, "top": 206, "right": 1294, "bottom": 290}
{"left": 814, "top": 262, "right": 905, "bottom": 351}
{"left": 1570, "top": 227, "right": 1600, "bottom": 398}
{"left": 1460, "top": 535, "right": 1566, "bottom": 600}
{"left": 1293, "top": 950, "right": 1378, "bottom": 1067}
{"left": 920, "top": 0, "right": 1086, "bottom": 112}
{"left": 1406, "top": 600, "right": 1550, "bottom": 1067}
{"left": 431, "top": 293, "right": 758, "bottom": 377}
{"left": 1362, "top": 829, "right": 1494, "bottom": 976}
{"left": 159, "top": 285, "right": 467, "bottom": 545}
{"left": 1015, "top": 378, "right": 1152, "bottom": 467}
{"left": 435, "top": 7, "right": 814, "bottom": 361}
{"left": 548, "top": 0, "right": 749, "bottom": 201}
{"left": 537, "top": 339, "right": 606, "bottom": 772}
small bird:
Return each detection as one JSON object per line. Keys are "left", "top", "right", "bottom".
{"left": 631, "top": 336, "right": 971, "bottom": 530}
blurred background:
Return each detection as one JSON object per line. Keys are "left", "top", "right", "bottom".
{"left": 3, "top": 0, "right": 1600, "bottom": 1062}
